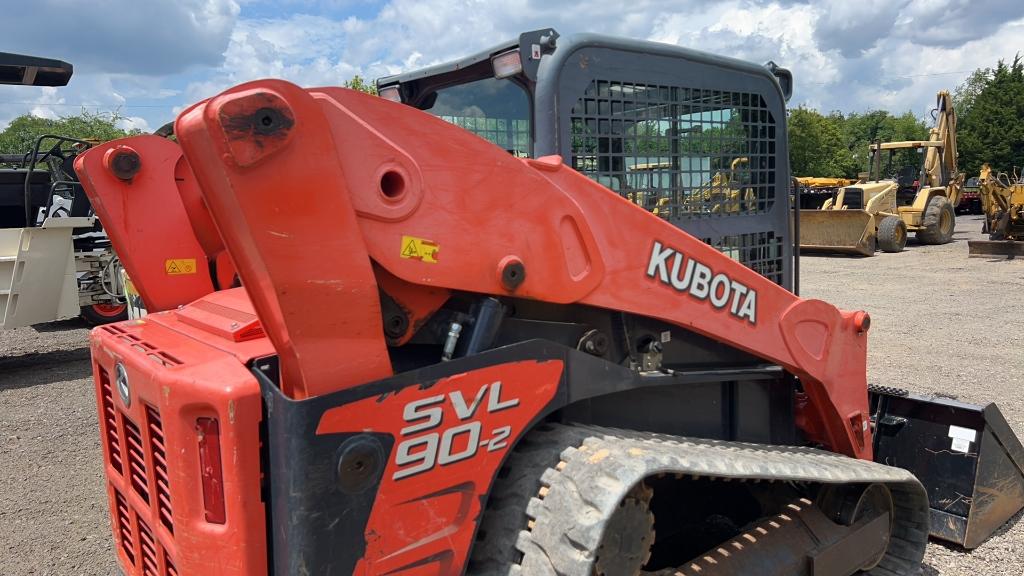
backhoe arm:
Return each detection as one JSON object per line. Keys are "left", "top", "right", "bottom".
{"left": 174, "top": 80, "right": 874, "bottom": 459}
{"left": 925, "top": 90, "right": 960, "bottom": 193}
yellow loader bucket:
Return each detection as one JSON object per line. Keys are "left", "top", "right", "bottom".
{"left": 799, "top": 210, "right": 876, "bottom": 256}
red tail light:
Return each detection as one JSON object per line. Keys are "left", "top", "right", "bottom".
{"left": 196, "top": 418, "right": 226, "bottom": 524}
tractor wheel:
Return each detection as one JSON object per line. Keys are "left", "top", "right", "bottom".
{"left": 877, "top": 216, "right": 907, "bottom": 253}
{"left": 916, "top": 196, "right": 955, "bottom": 244}
{"left": 80, "top": 303, "right": 128, "bottom": 326}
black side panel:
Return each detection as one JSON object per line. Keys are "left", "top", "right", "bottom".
{"left": 561, "top": 374, "right": 795, "bottom": 445}
{"left": 259, "top": 340, "right": 795, "bottom": 574}
{"left": 259, "top": 371, "right": 394, "bottom": 575}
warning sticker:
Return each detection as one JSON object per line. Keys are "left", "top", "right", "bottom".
{"left": 948, "top": 425, "right": 977, "bottom": 454}
{"left": 165, "top": 258, "right": 197, "bottom": 275}
{"left": 400, "top": 236, "right": 439, "bottom": 263}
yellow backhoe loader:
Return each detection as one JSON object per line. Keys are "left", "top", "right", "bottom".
{"left": 793, "top": 176, "right": 862, "bottom": 210}
{"left": 800, "top": 91, "right": 963, "bottom": 256}
{"left": 968, "top": 163, "right": 1024, "bottom": 257}
{"left": 682, "top": 156, "right": 756, "bottom": 215}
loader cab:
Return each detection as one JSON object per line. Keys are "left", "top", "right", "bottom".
{"left": 869, "top": 142, "right": 941, "bottom": 207}
{"left": 378, "top": 28, "right": 796, "bottom": 290}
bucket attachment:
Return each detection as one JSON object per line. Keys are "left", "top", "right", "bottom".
{"left": 968, "top": 239, "right": 1024, "bottom": 259}
{"left": 0, "top": 221, "right": 82, "bottom": 329}
{"left": 799, "top": 209, "right": 876, "bottom": 256}
{"left": 870, "top": 386, "right": 1024, "bottom": 548}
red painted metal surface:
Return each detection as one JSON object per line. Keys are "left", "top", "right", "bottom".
{"left": 317, "top": 359, "right": 563, "bottom": 575}
{"left": 175, "top": 86, "right": 393, "bottom": 400}
{"left": 174, "top": 79, "right": 872, "bottom": 460}
{"left": 76, "top": 136, "right": 237, "bottom": 313}
{"left": 90, "top": 294, "right": 273, "bottom": 576}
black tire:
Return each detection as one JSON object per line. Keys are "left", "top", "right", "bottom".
{"left": 80, "top": 303, "right": 128, "bottom": 325}
{"left": 915, "top": 195, "right": 955, "bottom": 244}
{"left": 877, "top": 216, "right": 907, "bottom": 253}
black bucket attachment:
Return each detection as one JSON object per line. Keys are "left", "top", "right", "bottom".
{"left": 967, "top": 239, "right": 1024, "bottom": 259}
{"left": 869, "top": 386, "right": 1024, "bottom": 548}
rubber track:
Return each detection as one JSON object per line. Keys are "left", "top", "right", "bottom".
{"left": 466, "top": 423, "right": 929, "bottom": 576}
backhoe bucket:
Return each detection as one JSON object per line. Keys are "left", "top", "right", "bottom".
{"left": 870, "top": 387, "right": 1024, "bottom": 548}
{"left": 798, "top": 209, "right": 876, "bottom": 256}
{"left": 968, "top": 239, "right": 1024, "bottom": 258}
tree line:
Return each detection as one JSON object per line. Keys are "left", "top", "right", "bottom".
{"left": 789, "top": 54, "right": 1024, "bottom": 180}
{"left": 1, "top": 62, "right": 1019, "bottom": 182}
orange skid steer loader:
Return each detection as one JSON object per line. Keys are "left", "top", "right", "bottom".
{"left": 75, "top": 29, "right": 1024, "bottom": 576}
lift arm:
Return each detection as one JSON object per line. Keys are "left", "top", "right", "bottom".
{"left": 925, "top": 90, "right": 959, "bottom": 189}
{"left": 165, "top": 80, "right": 874, "bottom": 458}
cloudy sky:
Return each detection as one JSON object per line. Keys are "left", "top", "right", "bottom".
{"left": 2, "top": 0, "right": 1020, "bottom": 132}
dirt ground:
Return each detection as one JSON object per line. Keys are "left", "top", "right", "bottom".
{"left": 1, "top": 214, "right": 1021, "bottom": 575}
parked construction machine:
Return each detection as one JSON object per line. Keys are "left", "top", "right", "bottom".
{"left": 968, "top": 163, "right": 1024, "bottom": 257}
{"left": 0, "top": 52, "right": 127, "bottom": 327}
{"left": 800, "top": 91, "right": 963, "bottom": 256}
{"left": 74, "top": 30, "right": 1024, "bottom": 576}
{"left": 956, "top": 175, "right": 983, "bottom": 215}
{"left": 793, "top": 176, "right": 861, "bottom": 210}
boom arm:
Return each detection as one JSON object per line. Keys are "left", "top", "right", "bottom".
{"left": 924, "top": 90, "right": 958, "bottom": 189}
{"left": 166, "top": 80, "right": 874, "bottom": 459}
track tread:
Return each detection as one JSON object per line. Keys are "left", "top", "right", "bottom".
{"left": 465, "top": 423, "right": 929, "bottom": 576}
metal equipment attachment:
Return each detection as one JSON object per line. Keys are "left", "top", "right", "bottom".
{"left": 871, "top": 386, "right": 1024, "bottom": 548}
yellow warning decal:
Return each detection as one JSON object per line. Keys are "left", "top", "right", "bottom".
{"left": 165, "top": 258, "right": 198, "bottom": 275}
{"left": 400, "top": 235, "right": 439, "bottom": 263}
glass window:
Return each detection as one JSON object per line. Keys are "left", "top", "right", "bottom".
{"left": 424, "top": 78, "right": 531, "bottom": 157}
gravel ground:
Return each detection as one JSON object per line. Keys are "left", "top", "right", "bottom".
{"left": 0, "top": 214, "right": 1021, "bottom": 575}
{"left": 800, "top": 215, "right": 1024, "bottom": 576}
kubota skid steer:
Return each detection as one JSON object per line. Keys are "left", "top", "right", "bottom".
{"left": 75, "top": 30, "right": 1024, "bottom": 576}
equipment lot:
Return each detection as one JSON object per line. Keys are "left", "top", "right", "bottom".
{"left": 0, "top": 215, "right": 1021, "bottom": 575}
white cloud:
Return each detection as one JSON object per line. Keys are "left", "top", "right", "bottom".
{"left": 183, "top": 15, "right": 361, "bottom": 102}
{"left": 4, "top": 0, "right": 240, "bottom": 75}
{"left": 116, "top": 115, "right": 153, "bottom": 133}
{"left": 3, "top": 0, "right": 1023, "bottom": 134}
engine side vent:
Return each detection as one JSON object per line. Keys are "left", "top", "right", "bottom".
{"left": 165, "top": 553, "right": 178, "bottom": 576}
{"left": 138, "top": 518, "right": 159, "bottom": 576}
{"left": 114, "top": 332, "right": 184, "bottom": 368}
{"left": 99, "top": 367, "right": 123, "bottom": 475}
{"left": 114, "top": 490, "right": 136, "bottom": 567}
{"left": 123, "top": 417, "right": 150, "bottom": 503}
{"left": 146, "top": 406, "right": 173, "bottom": 534}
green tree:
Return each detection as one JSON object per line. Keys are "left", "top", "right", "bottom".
{"left": 839, "top": 110, "right": 928, "bottom": 177}
{"left": 344, "top": 75, "right": 378, "bottom": 95}
{"left": 957, "top": 55, "right": 1024, "bottom": 178}
{"left": 0, "top": 110, "right": 141, "bottom": 155}
{"left": 788, "top": 106, "right": 851, "bottom": 177}
{"left": 953, "top": 67, "right": 992, "bottom": 120}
